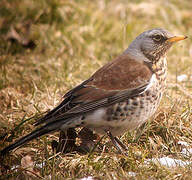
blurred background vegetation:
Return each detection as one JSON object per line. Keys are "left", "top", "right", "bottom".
{"left": 0, "top": 0, "right": 192, "bottom": 179}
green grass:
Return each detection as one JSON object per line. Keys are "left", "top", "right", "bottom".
{"left": 0, "top": 0, "right": 192, "bottom": 179}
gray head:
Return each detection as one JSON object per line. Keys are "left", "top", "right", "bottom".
{"left": 124, "top": 28, "right": 187, "bottom": 63}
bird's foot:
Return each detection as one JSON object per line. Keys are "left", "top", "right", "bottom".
{"left": 106, "top": 130, "right": 128, "bottom": 156}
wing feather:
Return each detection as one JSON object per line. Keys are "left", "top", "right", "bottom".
{"left": 35, "top": 54, "right": 152, "bottom": 126}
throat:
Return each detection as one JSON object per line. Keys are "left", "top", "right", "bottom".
{"left": 152, "top": 57, "right": 167, "bottom": 82}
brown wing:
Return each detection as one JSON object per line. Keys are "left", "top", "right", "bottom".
{"left": 35, "top": 54, "right": 152, "bottom": 126}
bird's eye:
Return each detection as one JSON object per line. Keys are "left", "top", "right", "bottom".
{"left": 152, "top": 34, "right": 162, "bottom": 42}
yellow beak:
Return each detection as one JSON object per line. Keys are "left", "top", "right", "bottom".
{"left": 167, "top": 35, "right": 187, "bottom": 42}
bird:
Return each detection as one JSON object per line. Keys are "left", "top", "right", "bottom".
{"left": 0, "top": 28, "right": 187, "bottom": 155}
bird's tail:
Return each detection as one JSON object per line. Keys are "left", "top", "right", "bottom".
{"left": 0, "top": 117, "right": 81, "bottom": 155}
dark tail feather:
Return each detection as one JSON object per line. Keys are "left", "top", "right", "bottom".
{"left": 1, "top": 124, "right": 57, "bottom": 155}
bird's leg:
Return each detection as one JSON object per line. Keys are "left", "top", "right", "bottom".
{"left": 106, "top": 131, "right": 128, "bottom": 155}
{"left": 114, "top": 136, "right": 128, "bottom": 151}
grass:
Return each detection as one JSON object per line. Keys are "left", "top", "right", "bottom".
{"left": 0, "top": 0, "right": 192, "bottom": 179}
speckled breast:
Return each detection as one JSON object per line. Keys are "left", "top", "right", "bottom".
{"left": 102, "top": 58, "right": 167, "bottom": 136}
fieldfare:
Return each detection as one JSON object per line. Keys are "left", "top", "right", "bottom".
{"left": 1, "top": 28, "right": 187, "bottom": 155}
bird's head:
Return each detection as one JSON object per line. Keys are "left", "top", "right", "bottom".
{"left": 126, "top": 28, "right": 187, "bottom": 64}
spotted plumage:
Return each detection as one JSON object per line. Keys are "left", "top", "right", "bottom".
{"left": 1, "top": 28, "right": 187, "bottom": 155}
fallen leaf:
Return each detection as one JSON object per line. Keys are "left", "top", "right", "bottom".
{"left": 6, "top": 22, "right": 36, "bottom": 50}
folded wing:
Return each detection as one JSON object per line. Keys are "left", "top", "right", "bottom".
{"left": 36, "top": 54, "right": 153, "bottom": 126}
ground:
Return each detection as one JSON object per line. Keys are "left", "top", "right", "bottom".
{"left": 0, "top": 0, "right": 192, "bottom": 179}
